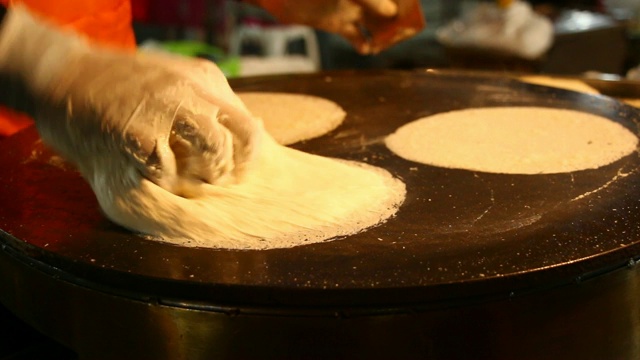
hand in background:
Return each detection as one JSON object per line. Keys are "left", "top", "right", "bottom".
{"left": 250, "top": 0, "right": 399, "bottom": 54}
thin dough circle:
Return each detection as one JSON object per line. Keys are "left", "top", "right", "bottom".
{"left": 96, "top": 134, "right": 406, "bottom": 250}
{"left": 518, "top": 75, "right": 599, "bottom": 94}
{"left": 237, "top": 92, "right": 346, "bottom": 145}
{"left": 385, "top": 107, "right": 638, "bottom": 174}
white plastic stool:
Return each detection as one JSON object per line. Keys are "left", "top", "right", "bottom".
{"left": 230, "top": 25, "right": 321, "bottom": 71}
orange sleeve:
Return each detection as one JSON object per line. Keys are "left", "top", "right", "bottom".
{"left": 0, "top": 0, "right": 136, "bottom": 137}
{"left": 1, "top": 0, "right": 136, "bottom": 50}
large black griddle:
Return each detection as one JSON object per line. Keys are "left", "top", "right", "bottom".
{"left": 2, "top": 70, "right": 640, "bottom": 359}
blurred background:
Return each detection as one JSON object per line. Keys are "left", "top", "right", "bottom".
{"left": 130, "top": 0, "right": 640, "bottom": 77}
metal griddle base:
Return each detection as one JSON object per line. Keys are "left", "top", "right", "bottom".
{"left": 2, "top": 70, "right": 640, "bottom": 359}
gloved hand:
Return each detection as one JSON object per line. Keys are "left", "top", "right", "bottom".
{"left": 0, "top": 6, "right": 260, "bottom": 197}
{"left": 249, "top": 0, "right": 398, "bottom": 54}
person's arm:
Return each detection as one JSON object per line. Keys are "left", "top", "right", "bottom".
{"left": 0, "top": 5, "right": 261, "bottom": 196}
{"left": 0, "top": 5, "right": 87, "bottom": 117}
{"left": 0, "top": 4, "right": 34, "bottom": 117}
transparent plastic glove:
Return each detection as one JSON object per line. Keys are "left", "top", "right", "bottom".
{"left": 251, "top": 0, "right": 398, "bottom": 54}
{"left": 0, "top": 6, "right": 260, "bottom": 196}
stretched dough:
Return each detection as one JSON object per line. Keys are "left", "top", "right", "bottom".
{"left": 237, "top": 92, "right": 346, "bottom": 145}
{"left": 386, "top": 107, "right": 638, "bottom": 174}
{"left": 92, "top": 130, "right": 405, "bottom": 250}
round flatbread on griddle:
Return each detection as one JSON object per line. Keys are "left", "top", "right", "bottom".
{"left": 386, "top": 107, "right": 638, "bottom": 174}
{"left": 238, "top": 92, "right": 346, "bottom": 145}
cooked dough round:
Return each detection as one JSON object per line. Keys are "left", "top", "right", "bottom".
{"left": 518, "top": 75, "right": 599, "bottom": 94}
{"left": 238, "top": 92, "right": 346, "bottom": 145}
{"left": 97, "top": 134, "right": 406, "bottom": 250}
{"left": 385, "top": 107, "right": 638, "bottom": 174}
{"left": 623, "top": 98, "right": 640, "bottom": 108}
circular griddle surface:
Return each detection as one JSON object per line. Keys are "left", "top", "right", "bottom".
{"left": 2, "top": 70, "right": 640, "bottom": 309}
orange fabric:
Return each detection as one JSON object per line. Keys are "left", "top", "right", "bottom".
{"left": 0, "top": 0, "right": 136, "bottom": 137}
{"left": 2, "top": 0, "right": 136, "bottom": 49}
{"left": 0, "top": 107, "right": 32, "bottom": 136}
